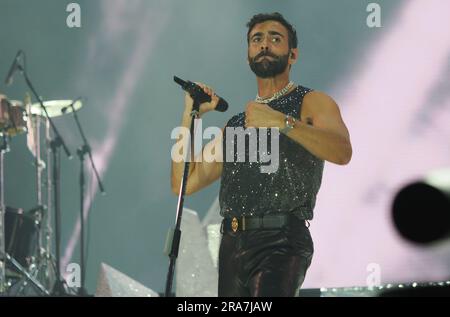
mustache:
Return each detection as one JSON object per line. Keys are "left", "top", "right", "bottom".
{"left": 253, "top": 51, "right": 279, "bottom": 61}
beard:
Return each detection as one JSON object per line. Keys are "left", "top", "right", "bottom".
{"left": 248, "top": 51, "right": 290, "bottom": 78}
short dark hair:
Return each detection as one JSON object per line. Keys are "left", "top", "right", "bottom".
{"left": 246, "top": 12, "right": 298, "bottom": 49}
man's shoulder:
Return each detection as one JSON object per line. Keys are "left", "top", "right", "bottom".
{"left": 302, "top": 90, "right": 339, "bottom": 113}
{"left": 303, "top": 90, "right": 333, "bottom": 102}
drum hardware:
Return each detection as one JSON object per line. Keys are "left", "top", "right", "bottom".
{"left": 26, "top": 93, "right": 54, "bottom": 292}
{"left": 4, "top": 207, "right": 39, "bottom": 270}
{"left": 0, "top": 132, "right": 8, "bottom": 293}
{"left": 0, "top": 100, "right": 75, "bottom": 296}
{"left": 1, "top": 252, "right": 50, "bottom": 296}
{"left": 13, "top": 56, "right": 73, "bottom": 296}
{"left": 1, "top": 51, "right": 24, "bottom": 292}
{"left": 1, "top": 50, "right": 101, "bottom": 296}
{"left": 27, "top": 204, "right": 46, "bottom": 217}
{"left": 0, "top": 98, "right": 51, "bottom": 295}
{"left": 0, "top": 99, "right": 28, "bottom": 137}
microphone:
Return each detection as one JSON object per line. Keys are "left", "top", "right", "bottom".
{"left": 173, "top": 76, "right": 228, "bottom": 112}
{"left": 4, "top": 50, "right": 23, "bottom": 86}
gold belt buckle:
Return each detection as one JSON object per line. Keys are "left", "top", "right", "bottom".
{"left": 231, "top": 217, "right": 239, "bottom": 233}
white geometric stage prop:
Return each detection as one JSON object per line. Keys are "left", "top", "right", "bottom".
{"left": 92, "top": 197, "right": 223, "bottom": 297}
{"left": 95, "top": 263, "right": 159, "bottom": 297}
{"left": 175, "top": 208, "right": 220, "bottom": 297}
{"left": 202, "top": 196, "right": 222, "bottom": 227}
{"left": 202, "top": 196, "right": 223, "bottom": 270}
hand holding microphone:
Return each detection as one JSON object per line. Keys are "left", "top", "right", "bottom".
{"left": 174, "top": 76, "right": 228, "bottom": 116}
{"left": 184, "top": 82, "right": 219, "bottom": 116}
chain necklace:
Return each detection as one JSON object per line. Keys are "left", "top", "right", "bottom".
{"left": 255, "top": 81, "right": 295, "bottom": 104}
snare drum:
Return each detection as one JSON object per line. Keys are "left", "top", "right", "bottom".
{"left": 4, "top": 206, "right": 39, "bottom": 271}
{"left": 0, "top": 99, "right": 28, "bottom": 136}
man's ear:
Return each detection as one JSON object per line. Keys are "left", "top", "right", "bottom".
{"left": 289, "top": 48, "right": 299, "bottom": 65}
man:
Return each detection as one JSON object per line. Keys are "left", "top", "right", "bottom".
{"left": 171, "top": 12, "right": 352, "bottom": 297}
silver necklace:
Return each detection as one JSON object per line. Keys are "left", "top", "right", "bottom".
{"left": 255, "top": 81, "right": 295, "bottom": 104}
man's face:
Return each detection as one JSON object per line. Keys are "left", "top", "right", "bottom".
{"left": 247, "top": 21, "right": 295, "bottom": 78}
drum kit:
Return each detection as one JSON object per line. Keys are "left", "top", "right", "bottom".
{"left": 0, "top": 96, "right": 83, "bottom": 296}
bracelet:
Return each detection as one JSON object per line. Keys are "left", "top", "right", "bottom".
{"left": 280, "top": 115, "right": 296, "bottom": 134}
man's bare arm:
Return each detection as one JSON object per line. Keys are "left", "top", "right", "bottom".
{"left": 284, "top": 91, "right": 352, "bottom": 165}
{"left": 170, "top": 84, "right": 223, "bottom": 196}
{"left": 245, "top": 91, "right": 352, "bottom": 165}
{"left": 171, "top": 130, "right": 223, "bottom": 195}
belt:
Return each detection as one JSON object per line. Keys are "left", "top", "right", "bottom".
{"left": 221, "top": 214, "right": 292, "bottom": 233}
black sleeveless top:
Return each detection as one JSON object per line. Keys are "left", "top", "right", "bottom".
{"left": 219, "top": 85, "right": 324, "bottom": 220}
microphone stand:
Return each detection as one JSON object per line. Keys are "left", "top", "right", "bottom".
{"left": 164, "top": 98, "right": 201, "bottom": 297}
{"left": 67, "top": 101, "right": 105, "bottom": 296}
{"left": 16, "top": 63, "right": 72, "bottom": 296}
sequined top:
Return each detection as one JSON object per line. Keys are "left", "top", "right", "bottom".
{"left": 219, "top": 85, "right": 324, "bottom": 220}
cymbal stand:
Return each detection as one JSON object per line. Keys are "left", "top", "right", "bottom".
{"left": 27, "top": 101, "right": 54, "bottom": 291}
{"left": 26, "top": 97, "right": 47, "bottom": 278}
{"left": 0, "top": 131, "right": 9, "bottom": 294}
{"left": 43, "top": 118, "right": 55, "bottom": 289}
{"left": 17, "top": 62, "right": 72, "bottom": 296}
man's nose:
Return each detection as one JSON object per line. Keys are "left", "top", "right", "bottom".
{"left": 260, "top": 37, "right": 269, "bottom": 51}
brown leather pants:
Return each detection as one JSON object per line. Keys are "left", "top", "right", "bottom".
{"left": 218, "top": 214, "right": 314, "bottom": 297}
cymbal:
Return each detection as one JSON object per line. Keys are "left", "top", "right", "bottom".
{"left": 29, "top": 100, "right": 83, "bottom": 118}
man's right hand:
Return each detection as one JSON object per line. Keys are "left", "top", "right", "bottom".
{"left": 184, "top": 82, "right": 220, "bottom": 116}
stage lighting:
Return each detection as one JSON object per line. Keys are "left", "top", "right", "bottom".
{"left": 392, "top": 168, "right": 450, "bottom": 244}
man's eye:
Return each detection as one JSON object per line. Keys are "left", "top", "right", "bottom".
{"left": 252, "top": 37, "right": 261, "bottom": 43}
{"left": 271, "top": 37, "right": 281, "bottom": 43}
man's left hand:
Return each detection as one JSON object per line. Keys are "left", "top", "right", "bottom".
{"left": 244, "top": 101, "right": 284, "bottom": 128}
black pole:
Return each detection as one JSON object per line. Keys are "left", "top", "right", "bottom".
{"left": 164, "top": 100, "right": 200, "bottom": 297}
{"left": 50, "top": 137, "right": 66, "bottom": 295}
{"left": 67, "top": 100, "right": 104, "bottom": 296}
{"left": 77, "top": 146, "right": 88, "bottom": 296}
